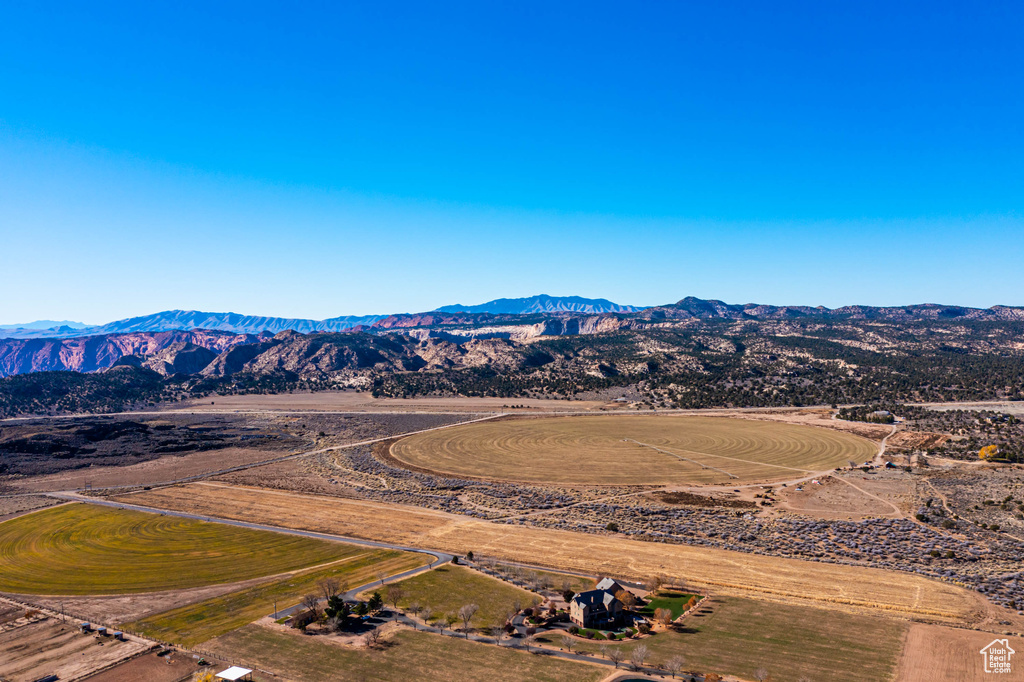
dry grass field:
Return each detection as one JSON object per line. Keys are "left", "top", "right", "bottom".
{"left": 895, "top": 624, "right": 1024, "bottom": 682}
{"left": 368, "top": 565, "right": 541, "bottom": 632}
{"left": 127, "top": 550, "right": 427, "bottom": 646}
{"left": 118, "top": 483, "right": 989, "bottom": 624}
{"left": 556, "top": 596, "right": 908, "bottom": 682}
{"left": 390, "top": 415, "right": 878, "bottom": 484}
{"left": 0, "top": 504, "right": 354, "bottom": 594}
{"left": 206, "top": 624, "right": 606, "bottom": 682}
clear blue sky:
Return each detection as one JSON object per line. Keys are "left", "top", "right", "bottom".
{"left": 1, "top": 1, "right": 1021, "bottom": 323}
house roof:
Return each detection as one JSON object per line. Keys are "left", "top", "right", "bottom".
{"left": 216, "top": 667, "right": 253, "bottom": 681}
{"left": 573, "top": 589, "right": 621, "bottom": 610}
{"left": 595, "top": 577, "right": 626, "bottom": 594}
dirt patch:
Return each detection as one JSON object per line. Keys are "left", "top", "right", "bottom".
{"left": 778, "top": 475, "right": 903, "bottom": 519}
{"left": 887, "top": 431, "right": 951, "bottom": 451}
{"left": 7, "top": 446, "right": 299, "bottom": 493}
{"left": 0, "top": 616, "right": 149, "bottom": 682}
{"left": 652, "top": 491, "right": 756, "bottom": 509}
{"left": 0, "top": 495, "right": 62, "bottom": 521}
{"left": 896, "top": 623, "right": 1024, "bottom": 681}
{"left": 83, "top": 650, "right": 200, "bottom": 682}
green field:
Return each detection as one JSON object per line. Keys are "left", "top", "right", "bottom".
{"left": 639, "top": 590, "right": 698, "bottom": 620}
{"left": 554, "top": 596, "right": 908, "bottom": 682}
{"left": 0, "top": 504, "right": 358, "bottom": 594}
{"left": 363, "top": 565, "right": 540, "bottom": 633}
{"left": 208, "top": 625, "right": 605, "bottom": 682}
{"left": 126, "top": 551, "right": 427, "bottom": 646}
{"left": 391, "top": 415, "right": 877, "bottom": 485}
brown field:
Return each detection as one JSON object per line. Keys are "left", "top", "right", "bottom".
{"left": 83, "top": 651, "right": 200, "bottom": 682}
{"left": 0, "top": 495, "right": 62, "bottom": 522}
{"left": 390, "top": 414, "right": 879, "bottom": 485}
{"left": 896, "top": 623, "right": 1024, "bottom": 681}
{"left": 0, "top": 616, "right": 149, "bottom": 682}
{"left": 206, "top": 623, "right": 605, "bottom": 682}
{"left": 115, "top": 483, "right": 990, "bottom": 624}
{"left": 7, "top": 446, "right": 297, "bottom": 493}
{"left": 777, "top": 474, "right": 907, "bottom": 518}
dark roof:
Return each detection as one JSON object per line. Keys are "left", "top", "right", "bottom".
{"left": 572, "top": 589, "right": 621, "bottom": 610}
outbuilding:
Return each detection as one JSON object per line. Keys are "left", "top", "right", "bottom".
{"left": 216, "top": 667, "right": 254, "bottom": 681}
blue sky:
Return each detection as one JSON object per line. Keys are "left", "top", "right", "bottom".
{"left": 1, "top": 1, "right": 1021, "bottom": 323}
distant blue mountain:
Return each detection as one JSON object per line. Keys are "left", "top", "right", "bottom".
{"left": 0, "top": 319, "right": 88, "bottom": 330}
{"left": 0, "top": 296, "right": 642, "bottom": 340}
{"left": 87, "top": 310, "right": 387, "bottom": 336}
{"left": 435, "top": 295, "right": 643, "bottom": 315}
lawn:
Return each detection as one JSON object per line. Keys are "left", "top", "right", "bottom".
{"left": 207, "top": 624, "right": 605, "bottom": 682}
{"left": 0, "top": 504, "right": 361, "bottom": 594}
{"left": 124, "top": 551, "right": 427, "bottom": 646}
{"left": 366, "top": 565, "right": 540, "bottom": 633}
{"left": 639, "top": 590, "right": 698, "bottom": 620}
{"left": 569, "top": 596, "right": 909, "bottom": 682}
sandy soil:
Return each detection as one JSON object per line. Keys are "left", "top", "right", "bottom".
{"left": 116, "top": 482, "right": 996, "bottom": 625}
{"left": 776, "top": 470, "right": 921, "bottom": 519}
{"left": 777, "top": 475, "right": 899, "bottom": 518}
{"left": 895, "top": 623, "right": 1024, "bottom": 681}
{"left": 0, "top": 616, "right": 149, "bottom": 682}
{"left": 83, "top": 650, "right": 200, "bottom": 682}
{"left": 0, "top": 495, "right": 62, "bottom": 522}
{"left": 7, "top": 445, "right": 299, "bottom": 493}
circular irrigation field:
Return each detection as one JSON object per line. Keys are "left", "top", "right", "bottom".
{"left": 390, "top": 415, "right": 878, "bottom": 485}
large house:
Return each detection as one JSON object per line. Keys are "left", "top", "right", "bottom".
{"left": 570, "top": 577, "right": 627, "bottom": 629}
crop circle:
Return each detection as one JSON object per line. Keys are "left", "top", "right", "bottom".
{"left": 389, "top": 415, "right": 877, "bottom": 485}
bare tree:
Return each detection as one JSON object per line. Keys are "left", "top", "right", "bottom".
{"left": 421, "top": 605, "right": 433, "bottom": 629}
{"left": 408, "top": 601, "right": 422, "bottom": 627}
{"left": 607, "top": 647, "right": 624, "bottom": 668}
{"left": 436, "top": 612, "right": 449, "bottom": 634}
{"left": 386, "top": 584, "right": 405, "bottom": 610}
{"left": 560, "top": 635, "right": 576, "bottom": 653}
{"left": 645, "top": 575, "right": 664, "bottom": 592}
{"left": 301, "top": 593, "right": 321, "bottom": 620}
{"left": 318, "top": 577, "right": 341, "bottom": 602}
{"left": 617, "top": 590, "right": 638, "bottom": 610}
{"left": 630, "top": 644, "right": 649, "bottom": 672}
{"left": 490, "top": 625, "right": 504, "bottom": 644}
{"left": 375, "top": 569, "right": 387, "bottom": 586}
{"left": 458, "top": 603, "right": 480, "bottom": 638}
{"left": 364, "top": 627, "right": 382, "bottom": 648}
{"left": 666, "top": 655, "right": 686, "bottom": 679}
{"left": 754, "top": 667, "right": 770, "bottom": 682}
{"left": 654, "top": 607, "right": 674, "bottom": 627}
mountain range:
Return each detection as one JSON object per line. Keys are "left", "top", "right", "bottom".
{"left": 4, "top": 294, "right": 1023, "bottom": 342}
{"left": 0, "top": 295, "right": 635, "bottom": 340}
{"left": 1, "top": 294, "right": 1023, "bottom": 381}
